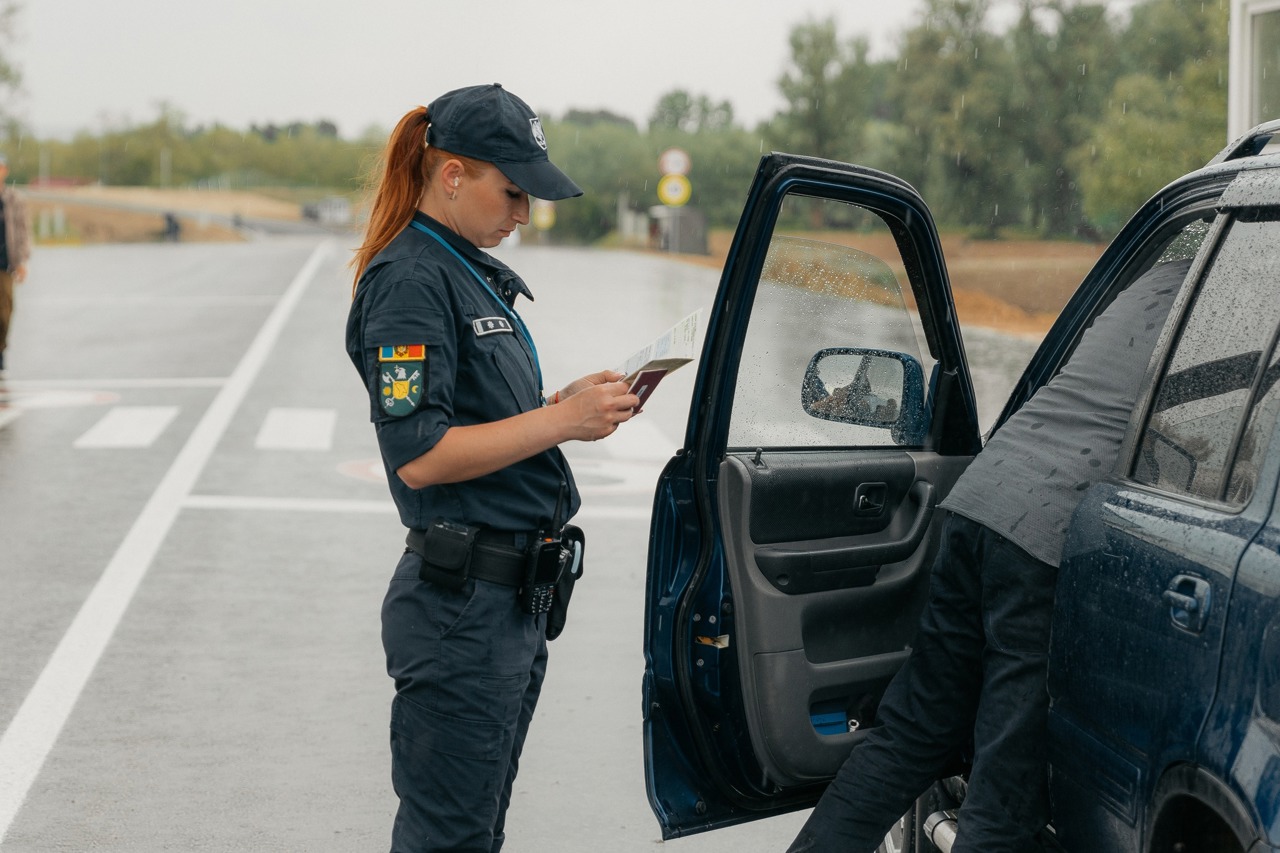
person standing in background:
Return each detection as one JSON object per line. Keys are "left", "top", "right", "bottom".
{"left": 0, "top": 153, "right": 31, "bottom": 377}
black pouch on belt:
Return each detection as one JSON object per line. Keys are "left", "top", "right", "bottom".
{"left": 545, "top": 524, "right": 585, "bottom": 641}
{"left": 406, "top": 519, "right": 480, "bottom": 591}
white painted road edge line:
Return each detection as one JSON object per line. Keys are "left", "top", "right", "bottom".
{"left": 0, "top": 241, "right": 334, "bottom": 843}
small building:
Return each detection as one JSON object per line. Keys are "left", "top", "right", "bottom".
{"left": 1230, "top": 0, "right": 1280, "bottom": 139}
{"left": 301, "top": 196, "right": 352, "bottom": 227}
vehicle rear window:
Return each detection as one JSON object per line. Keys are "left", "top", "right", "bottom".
{"left": 1132, "top": 216, "right": 1280, "bottom": 504}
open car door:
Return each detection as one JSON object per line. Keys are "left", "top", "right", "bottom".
{"left": 642, "top": 154, "right": 982, "bottom": 838}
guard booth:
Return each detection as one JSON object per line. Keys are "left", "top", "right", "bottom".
{"left": 1230, "top": 0, "right": 1280, "bottom": 138}
{"left": 647, "top": 205, "right": 708, "bottom": 255}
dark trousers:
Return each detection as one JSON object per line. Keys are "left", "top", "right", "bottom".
{"left": 0, "top": 270, "right": 13, "bottom": 354}
{"left": 382, "top": 549, "right": 548, "bottom": 853}
{"left": 787, "top": 512, "right": 1056, "bottom": 853}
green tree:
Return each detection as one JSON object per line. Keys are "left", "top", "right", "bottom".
{"left": 889, "top": 0, "right": 1019, "bottom": 229}
{"left": 649, "top": 90, "right": 735, "bottom": 133}
{"left": 1072, "top": 0, "right": 1229, "bottom": 232}
{"left": 0, "top": 1, "right": 21, "bottom": 136}
{"left": 772, "top": 18, "right": 871, "bottom": 163}
{"left": 1005, "top": 1, "right": 1121, "bottom": 236}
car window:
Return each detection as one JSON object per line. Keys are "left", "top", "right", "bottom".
{"left": 726, "top": 192, "right": 935, "bottom": 449}
{"left": 1132, "top": 216, "right": 1280, "bottom": 504}
{"left": 1225, "top": 342, "right": 1280, "bottom": 506}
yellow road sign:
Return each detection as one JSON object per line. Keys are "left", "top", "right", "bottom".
{"left": 657, "top": 174, "right": 692, "bottom": 207}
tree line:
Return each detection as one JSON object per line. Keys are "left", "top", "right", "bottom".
{"left": 1, "top": 0, "right": 1231, "bottom": 243}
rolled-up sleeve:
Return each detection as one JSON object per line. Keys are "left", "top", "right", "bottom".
{"left": 359, "top": 270, "right": 458, "bottom": 472}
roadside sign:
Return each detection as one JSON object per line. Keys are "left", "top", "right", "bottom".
{"left": 657, "top": 174, "right": 692, "bottom": 207}
{"left": 658, "top": 147, "right": 691, "bottom": 176}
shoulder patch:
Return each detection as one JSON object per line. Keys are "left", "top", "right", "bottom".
{"left": 379, "top": 345, "right": 426, "bottom": 362}
{"left": 377, "top": 346, "right": 426, "bottom": 416}
{"left": 473, "top": 317, "right": 514, "bottom": 337}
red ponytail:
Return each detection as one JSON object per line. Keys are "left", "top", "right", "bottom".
{"left": 352, "top": 107, "right": 489, "bottom": 291}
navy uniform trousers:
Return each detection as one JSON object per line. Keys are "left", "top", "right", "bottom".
{"left": 382, "top": 548, "right": 547, "bottom": 853}
{"left": 787, "top": 511, "right": 1057, "bottom": 853}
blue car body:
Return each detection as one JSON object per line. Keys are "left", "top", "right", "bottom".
{"left": 642, "top": 121, "right": 1280, "bottom": 852}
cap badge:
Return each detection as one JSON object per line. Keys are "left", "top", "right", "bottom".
{"left": 529, "top": 117, "right": 547, "bottom": 151}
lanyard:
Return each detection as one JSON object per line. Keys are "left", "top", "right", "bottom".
{"left": 409, "top": 219, "right": 544, "bottom": 396}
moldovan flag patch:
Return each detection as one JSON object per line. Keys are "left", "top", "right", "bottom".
{"left": 379, "top": 345, "right": 426, "bottom": 363}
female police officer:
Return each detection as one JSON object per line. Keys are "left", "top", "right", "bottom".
{"left": 346, "top": 83, "right": 639, "bottom": 853}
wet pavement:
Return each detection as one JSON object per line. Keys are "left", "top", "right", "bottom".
{"left": 0, "top": 237, "right": 1038, "bottom": 851}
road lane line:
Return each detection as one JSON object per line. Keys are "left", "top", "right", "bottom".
{"left": 0, "top": 241, "right": 333, "bottom": 842}
{"left": 73, "top": 406, "right": 180, "bottom": 449}
{"left": 254, "top": 407, "right": 336, "bottom": 450}
{"left": 184, "top": 494, "right": 392, "bottom": 514}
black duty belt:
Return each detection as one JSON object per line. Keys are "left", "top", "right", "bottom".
{"left": 405, "top": 526, "right": 530, "bottom": 587}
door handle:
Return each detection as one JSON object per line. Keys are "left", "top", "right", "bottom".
{"left": 1163, "top": 574, "right": 1211, "bottom": 633}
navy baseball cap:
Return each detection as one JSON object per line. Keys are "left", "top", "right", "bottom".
{"left": 427, "top": 83, "right": 582, "bottom": 200}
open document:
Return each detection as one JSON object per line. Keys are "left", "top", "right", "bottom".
{"left": 616, "top": 309, "right": 703, "bottom": 411}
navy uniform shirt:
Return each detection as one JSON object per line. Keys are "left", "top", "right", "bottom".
{"left": 346, "top": 212, "right": 579, "bottom": 532}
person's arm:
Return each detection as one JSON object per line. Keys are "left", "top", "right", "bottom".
{"left": 396, "top": 377, "right": 638, "bottom": 488}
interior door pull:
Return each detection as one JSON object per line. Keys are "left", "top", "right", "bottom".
{"left": 1162, "top": 574, "right": 1211, "bottom": 633}
{"left": 854, "top": 483, "right": 887, "bottom": 516}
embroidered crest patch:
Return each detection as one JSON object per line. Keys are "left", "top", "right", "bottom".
{"left": 529, "top": 117, "right": 547, "bottom": 151}
{"left": 377, "top": 345, "right": 426, "bottom": 416}
{"left": 473, "top": 317, "right": 514, "bottom": 337}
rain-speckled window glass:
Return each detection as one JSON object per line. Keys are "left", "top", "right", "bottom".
{"left": 1133, "top": 217, "right": 1280, "bottom": 502}
{"left": 726, "top": 193, "right": 935, "bottom": 449}
{"left": 1253, "top": 10, "right": 1280, "bottom": 127}
{"left": 1226, "top": 341, "right": 1280, "bottom": 506}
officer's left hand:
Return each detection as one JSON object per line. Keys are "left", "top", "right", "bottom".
{"left": 555, "top": 370, "right": 625, "bottom": 402}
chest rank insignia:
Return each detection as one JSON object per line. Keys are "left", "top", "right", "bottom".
{"left": 377, "top": 345, "right": 426, "bottom": 416}
{"left": 473, "top": 317, "right": 514, "bottom": 337}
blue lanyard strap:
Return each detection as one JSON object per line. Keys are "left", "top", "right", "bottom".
{"left": 408, "top": 220, "right": 544, "bottom": 396}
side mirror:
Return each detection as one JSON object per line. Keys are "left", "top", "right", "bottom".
{"left": 801, "top": 347, "right": 927, "bottom": 445}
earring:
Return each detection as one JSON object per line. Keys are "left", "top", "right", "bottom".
{"left": 449, "top": 191, "right": 457, "bottom": 201}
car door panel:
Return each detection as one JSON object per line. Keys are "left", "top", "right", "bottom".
{"left": 717, "top": 450, "right": 971, "bottom": 786}
{"left": 643, "top": 153, "right": 983, "bottom": 837}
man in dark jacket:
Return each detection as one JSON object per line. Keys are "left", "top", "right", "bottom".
{"left": 787, "top": 256, "right": 1193, "bottom": 853}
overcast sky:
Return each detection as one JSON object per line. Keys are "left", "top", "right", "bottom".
{"left": 12, "top": 0, "right": 930, "bottom": 138}
{"left": 13, "top": 0, "right": 1140, "bottom": 139}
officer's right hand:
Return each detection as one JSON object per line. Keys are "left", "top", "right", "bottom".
{"left": 561, "top": 381, "right": 639, "bottom": 441}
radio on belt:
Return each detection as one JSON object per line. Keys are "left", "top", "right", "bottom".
{"left": 519, "top": 483, "right": 569, "bottom": 615}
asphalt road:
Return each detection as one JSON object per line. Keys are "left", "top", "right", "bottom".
{"left": 0, "top": 236, "right": 1038, "bottom": 851}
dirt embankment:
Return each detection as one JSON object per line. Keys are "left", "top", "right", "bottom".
{"left": 24, "top": 186, "right": 304, "bottom": 245}
{"left": 676, "top": 230, "right": 1103, "bottom": 338}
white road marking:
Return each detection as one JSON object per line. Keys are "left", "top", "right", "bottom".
{"left": 184, "top": 494, "right": 391, "bottom": 514}
{"left": 73, "top": 406, "right": 179, "bottom": 449}
{"left": 0, "top": 241, "right": 333, "bottom": 843}
{"left": 255, "top": 407, "right": 336, "bottom": 450}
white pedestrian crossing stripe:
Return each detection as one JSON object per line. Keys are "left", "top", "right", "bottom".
{"left": 255, "top": 407, "right": 336, "bottom": 451}
{"left": 73, "top": 406, "right": 179, "bottom": 449}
